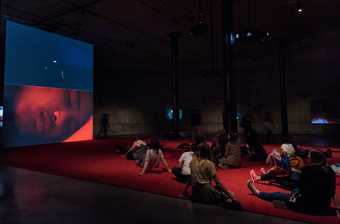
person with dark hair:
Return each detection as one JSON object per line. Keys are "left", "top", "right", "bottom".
{"left": 191, "top": 133, "right": 206, "bottom": 152}
{"left": 139, "top": 139, "right": 171, "bottom": 176}
{"left": 190, "top": 143, "right": 241, "bottom": 209}
{"left": 99, "top": 113, "right": 109, "bottom": 137}
{"left": 219, "top": 133, "right": 241, "bottom": 169}
{"left": 245, "top": 129, "right": 267, "bottom": 161}
{"left": 172, "top": 146, "right": 194, "bottom": 183}
{"left": 211, "top": 130, "right": 227, "bottom": 166}
{"left": 247, "top": 151, "right": 339, "bottom": 215}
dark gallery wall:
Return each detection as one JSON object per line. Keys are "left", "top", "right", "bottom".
{"left": 90, "top": 30, "right": 340, "bottom": 139}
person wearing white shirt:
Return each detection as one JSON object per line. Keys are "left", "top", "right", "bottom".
{"left": 172, "top": 149, "right": 194, "bottom": 182}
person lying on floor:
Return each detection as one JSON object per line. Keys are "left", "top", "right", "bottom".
{"left": 247, "top": 151, "right": 340, "bottom": 215}
{"left": 219, "top": 132, "right": 241, "bottom": 169}
{"left": 189, "top": 142, "right": 241, "bottom": 209}
{"left": 139, "top": 139, "right": 171, "bottom": 176}
{"left": 124, "top": 139, "right": 147, "bottom": 166}
{"left": 250, "top": 144, "right": 304, "bottom": 189}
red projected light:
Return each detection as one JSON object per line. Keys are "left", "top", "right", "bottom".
{"left": 13, "top": 85, "right": 92, "bottom": 142}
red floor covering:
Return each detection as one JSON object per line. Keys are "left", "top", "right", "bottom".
{"left": 5, "top": 139, "right": 340, "bottom": 224}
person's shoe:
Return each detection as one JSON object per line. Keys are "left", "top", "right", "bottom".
{"left": 250, "top": 169, "right": 260, "bottom": 182}
{"left": 247, "top": 179, "right": 258, "bottom": 195}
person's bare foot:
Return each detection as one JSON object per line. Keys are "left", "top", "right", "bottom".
{"left": 250, "top": 169, "right": 260, "bottom": 182}
{"left": 247, "top": 179, "right": 260, "bottom": 195}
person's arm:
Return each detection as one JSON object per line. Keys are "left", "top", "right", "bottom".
{"left": 333, "top": 192, "right": 340, "bottom": 218}
{"left": 160, "top": 150, "right": 171, "bottom": 172}
{"left": 123, "top": 146, "right": 134, "bottom": 157}
{"left": 123, "top": 141, "right": 138, "bottom": 157}
{"left": 213, "top": 175, "right": 235, "bottom": 200}
{"left": 178, "top": 154, "right": 185, "bottom": 168}
{"left": 139, "top": 150, "right": 150, "bottom": 176}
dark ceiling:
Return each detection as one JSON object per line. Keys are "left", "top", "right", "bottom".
{"left": 2, "top": 0, "right": 340, "bottom": 77}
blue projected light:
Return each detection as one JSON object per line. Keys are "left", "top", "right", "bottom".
{"left": 166, "top": 108, "right": 183, "bottom": 120}
{"left": 3, "top": 20, "right": 93, "bottom": 147}
{"left": 0, "top": 106, "right": 3, "bottom": 127}
{"left": 5, "top": 20, "right": 93, "bottom": 91}
{"left": 311, "top": 118, "right": 329, "bottom": 125}
{"left": 226, "top": 33, "right": 236, "bottom": 45}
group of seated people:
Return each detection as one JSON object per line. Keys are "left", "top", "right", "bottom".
{"left": 122, "top": 132, "right": 339, "bottom": 216}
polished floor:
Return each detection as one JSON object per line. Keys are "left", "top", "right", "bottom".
{"left": 0, "top": 167, "right": 307, "bottom": 224}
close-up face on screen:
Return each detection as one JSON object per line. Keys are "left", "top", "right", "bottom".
{"left": 3, "top": 20, "right": 93, "bottom": 147}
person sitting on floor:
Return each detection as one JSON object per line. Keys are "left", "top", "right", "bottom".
{"left": 139, "top": 139, "right": 171, "bottom": 176}
{"left": 125, "top": 139, "right": 147, "bottom": 166}
{"left": 281, "top": 136, "right": 333, "bottom": 160}
{"left": 172, "top": 146, "right": 194, "bottom": 183}
{"left": 191, "top": 132, "right": 206, "bottom": 153}
{"left": 210, "top": 130, "right": 227, "bottom": 166}
{"left": 245, "top": 129, "right": 267, "bottom": 161}
{"left": 180, "top": 133, "right": 207, "bottom": 197}
{"left": 189, "top": 142, "right": 241, "bottom": 209}
{"left": 219, "top": 133, "right": 241, "bottom": 169}
{"left": 247, "top": 151, "right": 339, "bottom": 215}
{"left": 250, "top": 143, "right": 304, "bottom": 188}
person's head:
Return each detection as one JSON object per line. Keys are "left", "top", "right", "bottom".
{"left": 14, "top": 86, "right": 92, "bottom": 141}
{"left": 197, "top": 142, "right": 210, "bottom": 160}
{"left": 280, "top": 143, "right": 295, "bottom": 157}
{"left": 148, "top": 138, "right": 161, "bottom": 151}
{"left": 217, "top": 130, "right": 226, "bottom": 144}
{"left": 309, "top": 151, "right": 327, "bottom": 166}
{"left": 280, "top": 135, "right": 293, "bottom": 144}
{"left": 228, "top": 132, "right": 239, "bottom": 144}
{"left": 192, "top": 133, "right": 205, "bottom": 145}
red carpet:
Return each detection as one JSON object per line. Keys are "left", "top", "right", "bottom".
{"left": 5, "top": 139, "right": 340, "bottom": 224}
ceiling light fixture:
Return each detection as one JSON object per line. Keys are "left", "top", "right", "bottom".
{"left": 296, "top": 0, "right": 303, "bottom": 15}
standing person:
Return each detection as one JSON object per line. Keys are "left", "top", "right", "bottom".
{"left": 219, "top": 133, "right": 241, "bottom": 169}
{"left": 99, "top": 113, "right": 109, "bottom": 137}
{"left": 139, "top": 139, "right": 171, "bottom": 176}
{"left": 211, "top": 130, "right": 227, "bottom": 166}
{"left": 263, "top": 112, "right": 273, "bottom": 144}
{"left": 247, "top": 151, "right": 339, "bottom": 215}
{"left": 190, "top": 143, "right": 241, "bottom": 209}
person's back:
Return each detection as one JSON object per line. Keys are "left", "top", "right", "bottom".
{"left": 179, "top": 151, "right": 194, "bottom": 175}
{"left": 220, "top": 142, "right": 241, "bottom": 168}
{"left": 190, "top": 154, "right": 216, "bottom": 186}
{"left": 145, "top": 148, "right": 162, "bottom": 169}
{"left": 298, "top": 165, "right": 335, "bottom": 212}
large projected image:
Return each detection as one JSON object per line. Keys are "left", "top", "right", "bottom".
{"left": 3, "top": 20, "right": 93, "bottom": 147}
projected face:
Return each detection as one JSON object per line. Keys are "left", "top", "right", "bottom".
{"left": 14, "top": 86, "right": 92, "bottom": 140}
{"left": 3, "top": 20, "right": 93, "bottom": 147}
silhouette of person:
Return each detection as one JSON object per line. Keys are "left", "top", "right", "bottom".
{"left": 99, "top": 113, "right": 109, "bottom": 137}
